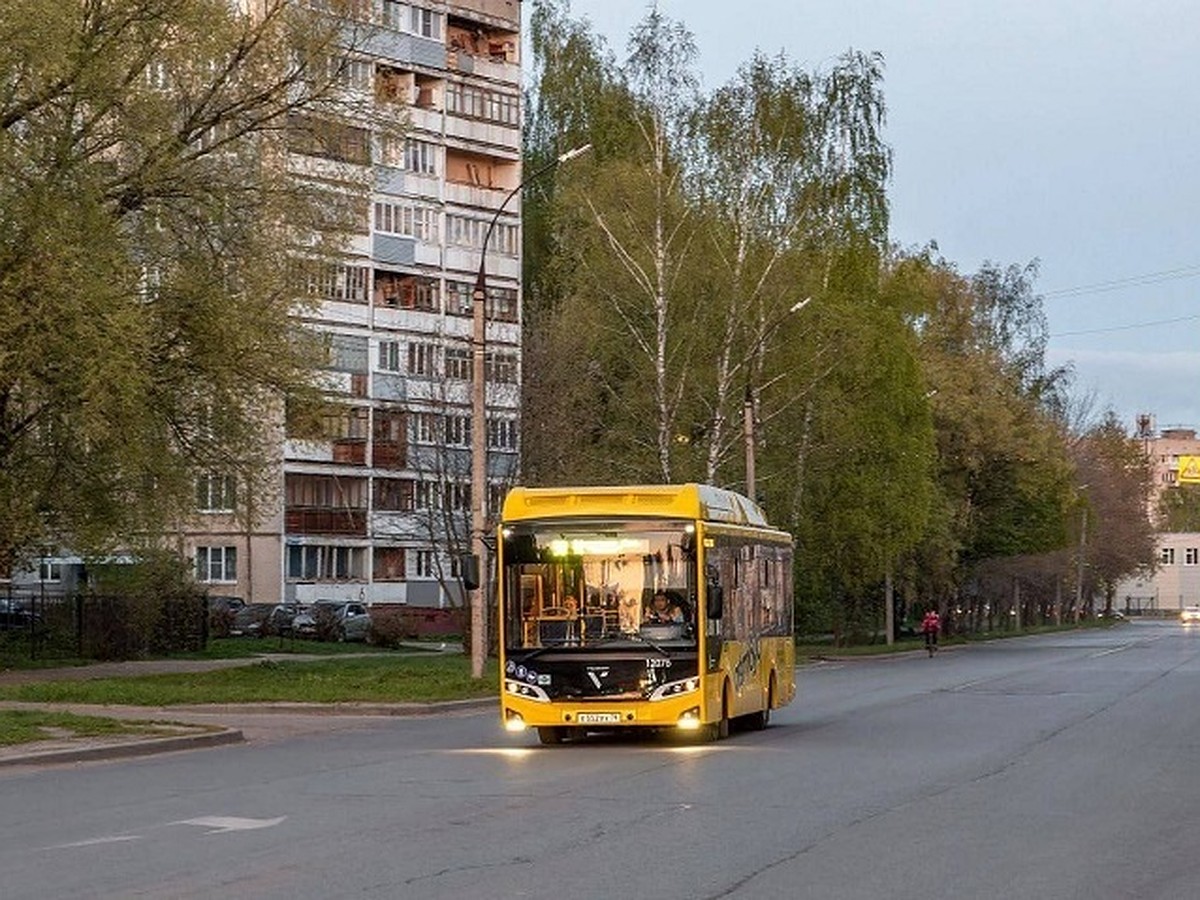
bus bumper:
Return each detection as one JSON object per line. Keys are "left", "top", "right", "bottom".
{"left": 501, "top": 691, "right": 706, "bottom": 733}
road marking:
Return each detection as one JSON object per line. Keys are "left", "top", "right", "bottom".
{"left": 1089, "top": 643, "right": 1134, "bottom": 658}
{"left": 45, "top": 835, "right": 142, "bottom": 849}
{"left": 174, "top": 816, "right": 286, "bottom": 834}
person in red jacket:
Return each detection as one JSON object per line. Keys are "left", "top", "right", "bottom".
{"left": 921, "top": 608, "right": 941, "bottom": 655}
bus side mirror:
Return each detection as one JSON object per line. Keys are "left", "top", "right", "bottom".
{"left": 706, "top": 584, "right": 723, "bottom": 620}
{"left": 460, "top": 554, "right": 480, "bottom": 591}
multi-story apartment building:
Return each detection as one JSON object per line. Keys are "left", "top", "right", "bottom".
{"left": 183, "top": 0, "right": 523, "bottom": 609}
{"left": 1115, "top": 418, "right": 1200, "bottom": 613}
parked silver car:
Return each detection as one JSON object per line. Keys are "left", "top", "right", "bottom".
{"left": 292, "top": 600, "right": 371, "bottom": 642}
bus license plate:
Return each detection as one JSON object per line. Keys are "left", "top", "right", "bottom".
{"left": 576, "top": 712, "right": 621, "bottom": 724}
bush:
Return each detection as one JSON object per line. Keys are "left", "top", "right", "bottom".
{"left": 369, "top": 606, "right": 465, "bottom": 648}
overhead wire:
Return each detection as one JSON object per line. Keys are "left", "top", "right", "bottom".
{"left": 1039, "top": 263, "right": 1200, "bottom": 338}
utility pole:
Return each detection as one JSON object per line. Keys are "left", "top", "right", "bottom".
{"left": 468, "top": 144, "right": 590, "bottom": 679}
{"left": 1074, "top": 505, "right": 1088, "bottom": 623}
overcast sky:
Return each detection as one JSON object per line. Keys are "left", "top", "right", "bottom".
{"left": 530, "top": 1, "right": 1200, "bottom": 433}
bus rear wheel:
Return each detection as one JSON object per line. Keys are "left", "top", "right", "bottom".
{"left": 748, "top": 676, "right": 774, "bottom": 731}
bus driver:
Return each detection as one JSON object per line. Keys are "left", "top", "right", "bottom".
{"left": 644, "top": 590, "right": 684, "bottom": 624}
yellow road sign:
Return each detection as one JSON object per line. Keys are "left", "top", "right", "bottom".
{"left": 1179, "top": 455, "right": 1200, "bottom": 484}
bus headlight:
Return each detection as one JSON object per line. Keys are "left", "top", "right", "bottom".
{"left": 505, "top": 679, "right": 551, "bottom": 702}
{"left": 649, "top": 677, "right": 700, "bottom": 701}
{"left": 677, "top": 707, "right": 702, "bottom": 730}
{"left": 504, "top": 711, "right": 527, "bottom": 732}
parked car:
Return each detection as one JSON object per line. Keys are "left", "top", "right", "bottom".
{"left": 292, "top": 600, "right": 371, "bottom": 642}
{"left": 0, "top": 599, "right": 38, "bottom": 631}
{"left": 1180, "top": 605, "right": 1200, "bottom": 624}
{"left": 230, "top": 603, "right": 298, "bottom": 638}
{"left": 206, "top": 595, "right": 246, "bottom": 637}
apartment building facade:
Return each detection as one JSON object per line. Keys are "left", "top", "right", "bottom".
{"left": 182, "top": 0, "right": 524, "bottom": 609}
{"left": 1115, "top": 422, "right": 1200, "bottom": 613}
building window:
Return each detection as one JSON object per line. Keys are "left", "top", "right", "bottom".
{"left": 39, "top": 560, "right": 62, "bottom": 583}
{"left": 446, "top": 280, "right": 472, "bottom": 316}
{"left": 415, "top": 549, "right": 436, "bottom": 577}
{"left": 380, "top": 0, "right": 405, "bottom": 29}
{"left": 446, "top": 413, "right": 470, "bottom": 447}
{"left": 445, "top": 346, "right": 472, "bottom": 381}
{"left": 1161, "top": 547, "right": 1176, "bottom": 565}
{"left": 374, "top": 201, "right": 439, "bottom": 241}
{"left": 487, "top": 417, "right": 517, "bottom": 450}
{"left": 1187, "top": 548, "right": 1199, "bottom": 566}
{"left": 196, "top": 546, "right": 237, "bottom": 583}
{"left": 411, "top": 412, "right": 439, "bottom": 444}
{"left": 286, "top": 114, "right": 371, "bottom": 165}
{"left": 486, "top": 351, "right": 518, "bottom": 385}
{"left": 408, "top": 342, "right": 435, "bottom": 376}
{"left": 286, "top": 545, "right": 365, "bottom": 581}
{"left": 196, "top": 474, "right": 237, "bottom": 512}
{"left": 444, "top": 482, "right": 471, "bottom": 511}
{"left": 445, "top": 280, "right": 516, "bottom": 321}
{"left": 445, "top": 83, "right": 519, "bottom": 126}
{"left": 446, "top": 215, "right": 517, "bottom": 255}
{"left": 487, "top": 286, "right": 518, "bottom": 323}
{"left": 379, "top": 339, "right": 401, "bottom": 372}
{"left": 374, "top": 546, "right": 405, "bottom": 581}
{"left": 413, "top": 480, "right": 439, "bottom": 510}
{"left": 374, "top": 272, "right": 438, "bottom": 311}
{"left": 406, "top": 139, "right": 436, "bottom": 174}
{"left": 411, "top": 6, "right": 441, "bottom": 38}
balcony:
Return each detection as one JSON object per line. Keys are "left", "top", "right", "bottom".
{"left": 285, "top": 508, "right": 367, "bottom": 536}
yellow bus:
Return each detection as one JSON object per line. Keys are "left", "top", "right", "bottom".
{"left": 497, "top": 483, "right": 795, "bottom": 744}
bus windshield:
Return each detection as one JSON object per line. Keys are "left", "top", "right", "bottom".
{"left": 501, "top": 520, "right": 696, "bottom": 651}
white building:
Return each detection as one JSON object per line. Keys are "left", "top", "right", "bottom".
{"left": 1115, "top": 423, "right": 1200, "bottom": 614}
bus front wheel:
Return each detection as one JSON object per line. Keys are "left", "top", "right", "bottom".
{"left": 700, "top": 686, "right": 731, "bottom": 742}
{"left": 537, "top": 726, "right": 566, "bottom": 745}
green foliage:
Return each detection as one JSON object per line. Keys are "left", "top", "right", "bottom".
{"left": 522, "top": 5, "right": 1091, "bottom": 638}
{"left": 1159, "top": 485, "right": 1200, "bottom": 532}
{"left": 0, "top": 655, "right": 497, "bottom": 705}
{"left": 0, "top": 0, "right": 360, "bottom": 567}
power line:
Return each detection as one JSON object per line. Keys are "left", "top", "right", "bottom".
{"left": 1051, "top": 312, "right": 1200, "bottom": 338}
{"left": 1041, "top": 264, "right": 1200, "bottom": 299}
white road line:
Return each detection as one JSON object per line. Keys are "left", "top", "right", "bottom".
{"left": 174, "top": 816, "right": 286, "bottom": 834}
{"left": 44, "top": 835, "right": 142, "bottom": 849}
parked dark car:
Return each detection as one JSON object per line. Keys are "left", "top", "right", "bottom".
{"left": 292, "top": 600, "right": 370, "bottom": 642}
{"left": 230, "top": 603, "right": 298, "bottom": 638}
{"left": 0, "top": 599, "right": 38, "bottom": 631}
{"left": 206, "top": 595, "right": 246, "bottom": 637}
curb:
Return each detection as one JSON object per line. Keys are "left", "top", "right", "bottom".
{"left": 166, "top": 697, "right": 497, "bottom": 717}
{"left": 0, "top": 727, "right": 244, "bottom": 769}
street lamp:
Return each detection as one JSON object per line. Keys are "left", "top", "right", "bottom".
{"left": 468, "top": 143, "right": 591, "bottom": 679}
{"left": 743, "top": 297, "right": 810, "bottom": 503}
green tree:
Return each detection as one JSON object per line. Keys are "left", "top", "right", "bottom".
{"left": 0, "top": 0, "right": 370, "bottom": 570}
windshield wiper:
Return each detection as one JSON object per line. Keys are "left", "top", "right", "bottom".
{"left": 586, "top": 630, "right": 674, "bottom": 657}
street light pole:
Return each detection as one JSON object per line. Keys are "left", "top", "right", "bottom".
{"left": 742, "top": 297, "right": 810, "bottom": 504}
{"left": 468, "top": 143, "right": 591, "bottom": 679}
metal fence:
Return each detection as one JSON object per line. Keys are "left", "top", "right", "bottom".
{"left": 0, "top": 589, "right": 208, "bottom": 662}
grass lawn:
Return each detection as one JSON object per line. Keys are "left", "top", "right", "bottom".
{"left": 0, "top": 655, "right": 498, "bottom": 706}
{"left": 0, "top": 709, "right": 189, "bottom": 747}
{"left": 0, "top": 634, "right": 440, "bottom": 670}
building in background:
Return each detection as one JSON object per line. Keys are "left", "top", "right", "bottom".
{"left": 1116, "top": 420, "right": 1200, "bottom": 614}
{"left": 181, "top": 0, "right": 523, "bottom": 609}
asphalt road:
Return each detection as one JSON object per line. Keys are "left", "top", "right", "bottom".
{"left": 1, "top": 620, "right": 1198, "bottom": 900}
